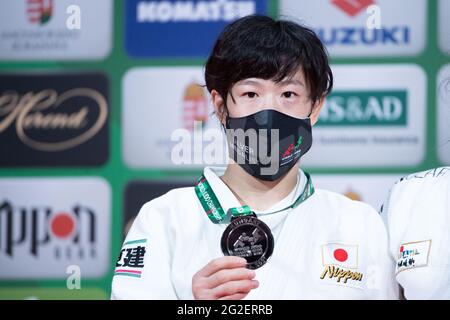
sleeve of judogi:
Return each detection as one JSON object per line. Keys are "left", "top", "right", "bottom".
{"left": 380, "top": 185, "right": 394, "bottom": 244}
{"left": 111, "top": 198, "right": 178, "bottom": 299}
{"left": 365, "top": 206, "right": 400, "bottom": 300}
{"left": 378, "top": 186, "right": 402, "bottom": 299}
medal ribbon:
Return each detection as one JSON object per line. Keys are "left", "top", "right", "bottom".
{"left": 195, "top": 171, "right": 315, "bottom": 224}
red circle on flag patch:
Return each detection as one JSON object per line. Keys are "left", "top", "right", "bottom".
{"left": 333, "top": 248, "right": 348, "bottom": 262}
{"left": 51, "top": 213, "right": 75, "bottom": 238}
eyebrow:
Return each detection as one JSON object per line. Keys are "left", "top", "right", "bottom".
{"left": 236, "top": 79, "right": 262, "bottom": 86}
{"left": 277, "top": 79, "right": 304, "bottom": 86}
{"left": 236, "top": 79, "right": 304, "bottom": 87}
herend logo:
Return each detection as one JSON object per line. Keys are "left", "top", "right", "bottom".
{"left": 0, "top": 88, "right": 108, "bottom": 152}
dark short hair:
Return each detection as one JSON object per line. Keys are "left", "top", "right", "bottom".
{"left": 205, "top": 15, "right": 333, "bottom": 113}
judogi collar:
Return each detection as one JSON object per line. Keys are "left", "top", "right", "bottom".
{"left": 195, "top": 166, "right": 315, "bottom": 224}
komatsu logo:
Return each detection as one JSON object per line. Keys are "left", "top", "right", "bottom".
{"left": 137, "top": 0, "right": 256, "bottom": 23}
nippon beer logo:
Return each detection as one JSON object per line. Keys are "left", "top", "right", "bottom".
{"left": 317, "top": 90, "right": 407, "bottom": 126}
{"left": 26, "top": 0, "right": 53, "bottom": 25}
{"left": 332, "top": 0, "right": 374, "bottom": 17}
{"left": 0, "top": 88, "right": 108, "bottom": 152}
{"left": 0, "top": 200, "right": 97, "bottom": 259}
{"left": 0, "top": 177, "right": 110, "bottom": 279}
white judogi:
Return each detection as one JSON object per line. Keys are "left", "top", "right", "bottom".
{"left": 112, "top": 166, "right": 398, "bottom": 299}
{"left": 381, "top": 167, "right": 450, "bottom": 299}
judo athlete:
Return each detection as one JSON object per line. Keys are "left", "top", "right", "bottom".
{"left": 381, "top": 167, "right": 450, "bottom": 299}
{"left": 112, "top": 15, "right": 398, "bottom": 300}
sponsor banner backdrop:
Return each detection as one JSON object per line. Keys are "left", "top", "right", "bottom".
{"left": 122, "top": 67, "right": 227, "bottom": 169}
{"left": 125, "top": 0, "right": 268, "bottom": 58}
{"left": 0, "top": 0, "right": 112, "bottom": 60}
{"left": 0, "top": 287, "right": 108, "bottom": 300}
{"left": 438, "top": 0, "right": 450, "bottom": 55}
{"left": 302, "top": 64, "right": 426, "bottom": 168}
{"left": 437, "top": 64, "right": 450, "bottom": 165}
{"left": 279, "top": 0, "right": 427, "bottom": 57}
{"left": 0, "top": 177, "right": 111, "bottom": 279}
{"left": 312, "top": 174, "right": 404, "bottom": 211}
{"left": 0, "top": 72, "right": 109, "bottom": 167}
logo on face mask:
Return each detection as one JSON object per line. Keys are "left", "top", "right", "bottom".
{"left": 224, "top": 109, "right": 312, "bottom": 181}
{"left": 282, "top": 136, "right": 303, "bottom": 159}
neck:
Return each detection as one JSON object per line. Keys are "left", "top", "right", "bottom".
{"left": 220, "top": 161, "right": 300, "bottom": 211}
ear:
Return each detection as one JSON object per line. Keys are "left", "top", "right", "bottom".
{"left": 309, "top": 96, "right": 326, "bottom": 126}
{"left": 211, "top": 89, "right": 226, "bottom": 125}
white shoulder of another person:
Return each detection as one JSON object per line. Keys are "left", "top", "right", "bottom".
{"left": 389, "top": 167, "right": 450, "bottom": 198}
{"left": 383, "top": 167, "right": 450, "bottom": 223}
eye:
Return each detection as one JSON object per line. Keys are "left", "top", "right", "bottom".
{"left": 244, "top": 92, "right": 258, "bottom": 98}
{"left": 282, "top": 91, "right": 297, "bottom": 98}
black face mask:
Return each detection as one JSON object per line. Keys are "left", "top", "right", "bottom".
{"left": 224, "top": 109, "right": 313, "bottom": 181}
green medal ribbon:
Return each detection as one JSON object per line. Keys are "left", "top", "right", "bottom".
{"left": 195, "top": 171, "right": 315, "bottom": 224}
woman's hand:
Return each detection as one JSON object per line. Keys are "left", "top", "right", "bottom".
{"left": 192, "top": 256, "right": 259, "bottom": 300}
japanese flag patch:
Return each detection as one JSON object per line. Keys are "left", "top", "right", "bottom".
{"left": 114, "top": 239, "right": 147, "bottom": 278}
{"left": 322, "top": 243, "right": 359, "bottom": 269}
{"left": 396, "top": 240, "right": 431, "bottom": 274}
{"left": 320, "top": 243, "right": 363, "bottom": 289}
